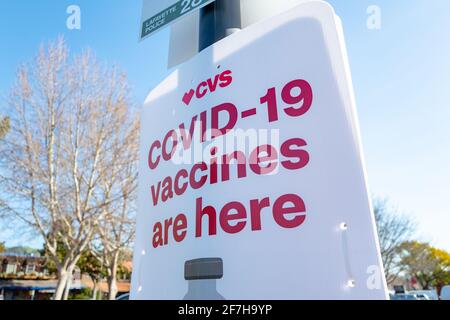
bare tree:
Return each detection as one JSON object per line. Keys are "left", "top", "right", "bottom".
{"left": 90, "top": 153, "right": 137, "bottom": 299}
{"left": 373, "top": 198, "right": 416, "bottom": 285}
{"left": 0, "top": 38, "right": 138, "bottom": 300}
{"left": 0, "top": 116, "right": 9, "bottom": 138}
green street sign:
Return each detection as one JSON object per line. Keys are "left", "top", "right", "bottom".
{"left": 140, "top": 0, "right": 215, "bottom": 40}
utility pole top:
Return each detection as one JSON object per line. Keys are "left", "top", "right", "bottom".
{"left": 199, "top": 0, "right": 242, "bottom": 51}
{"left": 169, "top": 0, "right": 309, "bottom": 67}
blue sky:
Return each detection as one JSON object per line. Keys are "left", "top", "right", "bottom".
{"left": 0, "top": 0, "right": 449, "bottom": 252}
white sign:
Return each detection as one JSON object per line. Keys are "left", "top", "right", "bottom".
{"left": 132, "top": 0, "right": 388, "bottom": 300}
{"left": 140, "top": 0, "right": 215, "bottom": 40}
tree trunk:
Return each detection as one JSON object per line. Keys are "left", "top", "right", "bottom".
{"left": 54, "top": 269, "right": 70, "bottom": 300}
{"left": 107, "top": 274, "right": 118, "bottom": 300}
{"left": 107, "top": 252, "right": 120, "bottom": 300}
{"left": 63, "top": 271, "right": 73, "bottom": 300}
{"left": 91, "top": 279, "right": 98, "bottom": 300}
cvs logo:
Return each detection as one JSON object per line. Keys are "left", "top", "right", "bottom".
{"left": 183, "top": 70, "right": 233, "bottom": 106}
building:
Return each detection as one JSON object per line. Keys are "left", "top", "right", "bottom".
{"left": 1, "top": 253, "right": 48, "bottom": 277}
{"left": 0, "top": 253, "right": 83, "bottom": 300}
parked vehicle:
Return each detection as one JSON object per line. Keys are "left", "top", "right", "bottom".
{"left": 391, "top": 294, "right": 420, "bottom": 300}
{"left": 441, "top": 285, "right": 450, "bottom": 300}
{"left": 408, "top": 290, "right": 438, "bottom": 300}
{"left": 414, "top": 293, "right": 430, "bottom": 300}
{"left": 116, "top": 293, "right": 130, "bottom": 300}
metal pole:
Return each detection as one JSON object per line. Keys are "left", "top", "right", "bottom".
{"left": 199, "top": 2, "right": 216, "bottom": 51}
{"left": 199, "top": 0, "right": 242, "bottom": 51}
{"left": 215, "top": 0, "right": 242, "bottom": 39}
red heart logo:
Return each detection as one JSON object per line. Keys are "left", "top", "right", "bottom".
{"left": 182, "top": 89, "right": 195, "bottom": 106}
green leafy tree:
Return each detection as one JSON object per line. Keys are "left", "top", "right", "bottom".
{"left": 429, "top": 247, "right": 450, "bottom": 289}
{"left": 70, "top": 287, "right": 94, "bottom": 300}
{"left": 77, "top": 251, "right": 107, "bottom": 300}
{"left": 399, "top": 241, "right": 450, "bottom": 289}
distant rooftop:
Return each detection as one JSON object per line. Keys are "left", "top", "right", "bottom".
{"left": 0, "top": 246, "right": 42, "bottom": 258}
{"left": 0, "top": 252, "right": 42, "bottom": 258}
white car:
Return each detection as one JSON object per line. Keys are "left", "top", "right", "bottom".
{"left": 441, "top": 285, "right": 450, "bottom": 300}
{"left": 391, "top": 294, "right": 420, "bottom": 300}
{"left": 408, "top": 290, "right": 438, "bottom": 300}
{"left": 414, "top": 293, "right": 431, "bottom": 300}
